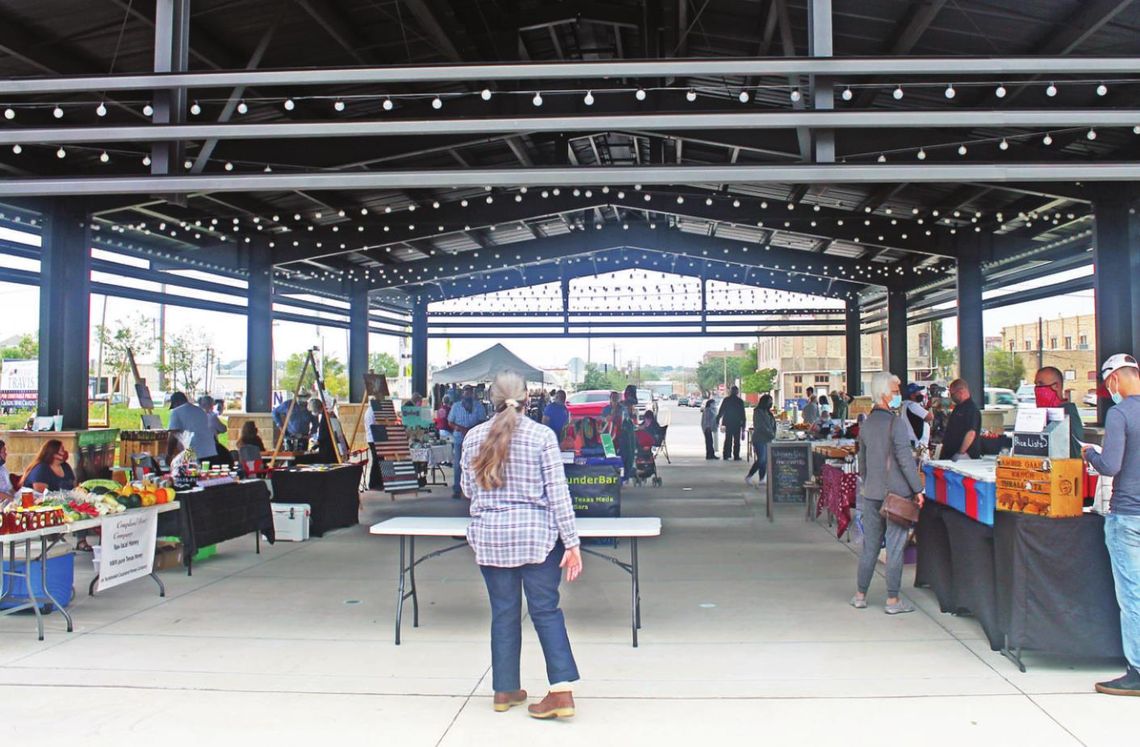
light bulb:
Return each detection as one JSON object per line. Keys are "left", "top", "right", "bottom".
{"left": 877, "top": 153, "right": 887, "bottom": 163}
{"left": 706, "top": 197, "right": 713, "bottom": 206}
{"left": 686, "top": 89, "right": 697, "bottom": 102}
{"left": 142, "top": 154, "right": 151, "bottom": 166}
{"left": 225, "top": 161, "right": 234, "bottom": 170}
{"left": 1133, "top": 125, "right": 1140, "bottom": 135}
{"left": 635, "top": 88, "right": 647, "bottom": 101}
{"left": 917, "top": 148, "right": 926, "bottom": 160}
{"left": 1096, "top": 83, "right": 1108, "bottom": 97}
{"left": 190, "top": 101, "right": 201, "bottom": 115}
{"left": 183, "top": 159, "right": 192, "bottom": 169}
{"left": 2, "top": 108, "right": 13, "bottom": 120}
{"left": 1087, "top": 128, "right": 1097, "bottom": 140}
{"left": 11, "top": 144, "right": 22, "bottom": 154}
{"left": 841, "top": 87, "right": 853, "bottom": 101}
{"left": 382, "top": 97, "right": 394, "bottom": 111}
{"left": 56, "top": 147, "right": 66, "bottom": 158}
{"left": 892, "top": 85, "right": 904, "bottom": 100}
{"left": 333, "top": 99, "right": 345, "bottom": 111}
{"left": 1046, "top": 82, "right": 1057, "bottom": 97}
{"left": 143, "top": 103, "right": 154, "bottom": 116}
{"left": 480, "top": 88, "right": 492, "bottom": 101}
{"left": 995, "top": 84, "right": 1007, "bottom": 98}
{"left": 99, "top": 151, "right": 110, "bottom": 163}
{"left": 958, "top": 144, "right": 968, "bottom": 156}
{"left": 53, "top": 106, "right": 64, "bottom": 118}
{"left": 283, "top": 98, "right": 295, "bottom": 111}
{"left": 1043, "top": 133, "right": 1053, "bottom": 145}
{"left": 432, "top": 96, "right": 443, "bottom": 109}
{"left": 944, "top": 84, "right": 956, "bottom": 99}
{"left": 584, "top": 90, "right": 594, "bottom": 106}
{"left": 96, "top": 102, "right": 107, "bottom": 117}
{"left": 236, "top": 100, "right": 248, "bottom": 114}
{"left": 999, "top": 138, "right": 1009, "bottom": 150}
{"left": 789, "top": 89, "right": 800, "bottom": 102}
{"left": 532, "top": 91, "right": 544, "bottom": 106}
{"left": 739, "top": 90, "right": 751, "bottom": 103}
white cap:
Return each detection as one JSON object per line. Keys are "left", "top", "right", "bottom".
{"left": 1101, "top": 353, "right": 1139, "bottom": 379}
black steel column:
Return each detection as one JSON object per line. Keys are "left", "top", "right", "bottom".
{"left": 245, "top": 239, "right": 273, "bottom": 413}
{"left": 887, "top": 288, "right": 908, "bottom": 387}
{"left": 348, "top": 280, "right": 370, "bottom": 401}
{"left": 37, "top": 200, "right": 91, "bottom": 428}
{"left": 561, "top": 276, "right": 571, "bottom": 335}
{"left": 411, "top": 298, "right": 429, "bottom": 398}
{"left": 957, "top": 238, "right": 987, "bottom": 408}
{"left": 1093, "top": 187, "right": 1140, "bottom": 421}
{"left": 845, "top": 296, "right": 861, "bottom": 395}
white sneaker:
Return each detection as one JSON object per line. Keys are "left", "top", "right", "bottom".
{"left": 744, "top": 475, "right": 755, "bottom": 486}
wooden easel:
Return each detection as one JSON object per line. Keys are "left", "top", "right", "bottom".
{"left": 269, "top": 348, "right": 346, "bottom": 467}
{"left": 346, "top": 372, "right": 390, "bottom": 452}
{"left": 126, "top": 348, "right": 162, "bottom": 430}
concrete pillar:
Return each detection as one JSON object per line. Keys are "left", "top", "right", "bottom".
{"left": 956, "top": 238, "right": 987, "bottom": 409}
{"left": 348, "top": 281, "right": 370, "bottom": 402}
{"left": 1092, "top": 188, "right": 1140, "bottom": 420}
{"left": 37, "top": 200, "right": 91, "bottom": 428}
{"left": 887, "top": 288, "right": 908, "bottom": 388}
{"left": 845, "top": 296, "right": 861, "bottom": 395}
{"left": 411, "top": 298, "right": 429, "bottom": 398}
{"left": 244, "top": 239, "right": 273, "bottom": 413}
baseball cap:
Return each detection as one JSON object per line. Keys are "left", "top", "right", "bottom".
{"left": 1101, "top": 353, "right": 1139, "bottom": 379}
{"left": 169, "top": 392, "right": 188, "bottom": 409}
{"left": 904, "top": 382, "right": 924, "bottom": 397}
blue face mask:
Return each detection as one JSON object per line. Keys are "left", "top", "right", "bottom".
{"left": 1109, "top": 380, "right": 1123, "bottom": 405}
{"left": 888, "top": 394, "right": 902, "bottom": 409}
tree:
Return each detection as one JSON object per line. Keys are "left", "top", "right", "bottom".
{"left": 930, "top": 320, "right": 958, "bottom": 379}
{"left": 985, "top": 349, "right": 1025, "bottom": 390}
{"left": 742, "top": 367, "right": 778, "bottom": 396}
{"left": 368, "top": 352, "right": 398, "bottom": 377}
{"left": 0, "top": 333, "right": 38, "bottom": 360}
{"left": 96, "top": 314, "right": 155, "bottom": 398}
{"left": 696, "top": 356, "right": 745, "bottom": 394}
{"left": 282, "top": 351, "right": 349, "bottom": 399}
{"left": 160, "top": 329, "right": 211, "bottom": 396}
{"left": 581, "top": 363, "right": 627, "bottom": 392}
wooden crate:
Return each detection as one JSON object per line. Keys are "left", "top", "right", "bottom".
{"left": 119, "top": 430, "right": 171, "bottom": 464}
{"left": 995, "top": 456, "right": 1084, "bottom": 518}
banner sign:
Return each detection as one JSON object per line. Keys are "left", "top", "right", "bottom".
{"left": 97, "top": 508, "right": 158, "bottom": 592}
{"left": 565, "top": 464, "right": 621, "bottom": 518}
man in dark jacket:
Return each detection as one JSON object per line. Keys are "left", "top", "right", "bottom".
{"left": 716, "top": 386, "right": 747, "bottom": 461}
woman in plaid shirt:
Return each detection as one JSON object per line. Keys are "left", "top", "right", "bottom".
{"left": 462, "top": 372, "right": 584, "bottom": 720}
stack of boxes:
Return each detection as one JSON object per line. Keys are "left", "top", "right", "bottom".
{"left": 995, "top": 455, "right": 1084, "bottom": 518}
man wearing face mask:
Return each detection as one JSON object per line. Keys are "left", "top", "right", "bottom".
{"left": 939, "top": 378, "right": 981, "bottom": 461}
{"left": 1034, "top": 366, "right": 1084, "bottom": 458}
{"left": 448, "top": 384, "right": 487, "bottom": 499}
{"left": 1083, "top": 353, "right": 1140, "bottom": 696}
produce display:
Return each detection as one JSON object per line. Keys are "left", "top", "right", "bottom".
{"left": 0, "top": 479, "right": 176, "bottom": 534}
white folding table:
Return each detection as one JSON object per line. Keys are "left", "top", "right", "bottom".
{"left": 370, "top": 516, "right": 662, "bottom": 647}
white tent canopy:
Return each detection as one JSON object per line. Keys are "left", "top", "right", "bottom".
{"left": 431, "top": 343, "right": 546, "bottom": 384}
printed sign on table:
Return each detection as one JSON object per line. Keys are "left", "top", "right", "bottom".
{"left": 97, "top": 508, "right": 158, "bottom": 592}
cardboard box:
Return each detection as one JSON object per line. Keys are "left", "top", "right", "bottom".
{"left": 153, "top": 541, "right": 184, "bottom": 572}
{"left": 995, "top": 457, "right": 1084, "bottom": 518}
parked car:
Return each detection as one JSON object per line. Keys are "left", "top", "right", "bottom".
{"left": 566, "top": 390, "right": 613, "bottom": 419}
{"left": 983, "top": 387, "right": 1019, "bottom": 427}
{"left": 1015, "top": 384, "right": 1036, "bottom": 407}
{"left": 1083, "top": 391, "right": 1098, "bottom": 406}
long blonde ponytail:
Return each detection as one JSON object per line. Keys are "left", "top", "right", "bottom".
{"left": 472, "top": 372, "right": 527, "bottom": 490}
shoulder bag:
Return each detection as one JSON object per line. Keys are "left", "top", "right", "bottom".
{"left": 880, "top": 416, "right": 921, "bottom": 527}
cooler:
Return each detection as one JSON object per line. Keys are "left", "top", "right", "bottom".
{"left": 1, "top": 543, "right": 75, "bottom": 611}
{"left": 271, "top": 503, "right": 311, "bottom": 542}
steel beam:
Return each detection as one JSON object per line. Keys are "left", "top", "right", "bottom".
{"left": 1092, "top": 186, "right": 1140, "bottom": 421}
{"left": 411, "top": 299, "right": 429, "bottom": 397}
{"left": 845, "top": 296, "right": 861, "bottom": 395}
{"left": 3, "top": 57, "right": 1138, "bottom": 95}
{"left": 245, "top": 239, "right": 274, "bottom": 413}
{"left": 956, "top": 236, "right": 986, "bottom": 408}
{"left": 349, "top": 280, "right": 371, "bottom": 402}
{"left": 13, "top": 110, "right": 1140, "bottom": 146}
{"left": 433, "top": 330, "right": 845, "bottom": 339}
{"left": 5, "top": 163, "right": 1140, "bottom": 198}
{"left": 887, "top": 288, "right": 908, "bottom": 387}
{"left": 37, "top": 200, "right": 91, "bottom": 427}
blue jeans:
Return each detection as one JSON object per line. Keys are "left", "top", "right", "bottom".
{"left": 1105, "top": 513, "right": 1140, "bottom": 669}
{"left": 451, "top": 436, "right": 464, "bottom": 496}
{"left": 479, "top": 542, "right": 580, "bottom": 692}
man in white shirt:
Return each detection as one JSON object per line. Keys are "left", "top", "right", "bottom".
{"left": 902, "top": 383, "right": 933, "bottom": 449}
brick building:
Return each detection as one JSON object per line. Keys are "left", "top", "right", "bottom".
{"left": 1000, "top": 314, "right": 1097, "bottom": 399}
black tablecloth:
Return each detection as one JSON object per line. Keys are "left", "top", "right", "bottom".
{"left": 270, "top": 464, "right": 362, "bottom": 536}
{"left": 162, "top": 480, "right": 275, "bottom": 567}
{"left": 916, "top": 501, "right": 1123, "bottom": 659}
{"left": 994, "top": 511, "right": 1123, "bottom": 659}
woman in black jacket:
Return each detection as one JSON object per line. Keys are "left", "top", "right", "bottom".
{"left": 745, "top": 395, "right": 777, "bottom": 486}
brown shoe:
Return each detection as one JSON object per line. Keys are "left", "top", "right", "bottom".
{"left": 527, "top": 690, "right": 575, "bottom": 719}
{"left": 492, "top": 689, "right": 527, "bottom": 712}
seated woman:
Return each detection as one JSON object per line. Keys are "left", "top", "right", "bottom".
{"left": 23, "top": 439, "right": 76, "bottom": 493}
{"left": 236, "top": 420, "right": 266, "bottom": 461}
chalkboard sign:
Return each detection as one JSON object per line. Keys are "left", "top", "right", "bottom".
{"left": 565, "top": 464, "right": 621, "bottom": 518}
{"left": 1012, "top": 432, "right": 1050, "bottom": 457}
{"left": 768, "top": 443, "right": 811, "bottom": 504}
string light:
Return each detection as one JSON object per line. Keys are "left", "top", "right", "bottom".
{"left": 789, "top": 89, "right": 800, "bottom": 103}
{"left": 333, "top": 99, "right": 345, "bottom": 111}
{"left": 1043, "top": 132, "right": 1053, "bottom": 145}
{"left": 841, "top": 87, "right": 853, "bottom": 101}
{"left": 432, "top": 96, "right": 443, "bottom": 109}
{"left": 52, "top": 106, "right": 64, "bottom": 118}
{"left": 190, "top": 101, "right": 202, "bottom": 115}
{"left": 142, "top": 154, "right": 151, "bottom": 166}
{"left": 481, "top": 88, "right": 492, "bottom": 101}
{"left": 283, "top": 98, "right": 295, "bottom": 111}
{"left": 892, "top": 85, "right": 904, "bottom": 100}
{"left": 916, "top": 148, "right": 926, "bottom": 160}
{"left": 583, "top": 90, "right": 594, "bottom": 105}
{"left": 1096, "top": 83, "right": 1108, "bottom": 97}
{"left": 995, "top": 83, "right": 1007, "bottom": 98}
{"left": 56, "top": 147, "right": 66, "bottom": 158}
{"left": 143, "top": 103, "right": 154, "bottom": 116}
{"left": 1046, "top": 82, "right": 1058, "bottom": 97}
{"left": 686, "top": 89, "right": 697, "bottom": 102}
{"left": 382, "top": 97, "right": 394, "bottom": 111}
{"left": 532, "top": 92, "right": 543, "bottom": 106}
{"left": 96, "top": 102, "right": 107, "bottom": 117}
{"left": 11, "top": 144, "right": 21, "bottom": 154}
{"left": 944, "top": 83, "right": 956, "bottom": 99}
{"left": 635, "top": 88, "right": 647, "bottom": 101}
{"left": 236, "top": 100, "right": 248, "bottom": 114}
{"left": 957, "top": 144, "right": 968, "bottom": 156}
{"left": 739, "top": 90, "right": 751, "bottom": 103}
{"left": 2, "top": 108, "right": 13, "bottom": 120}
{"left": 99, "top": 151, "right": 110, "bottom": 163}
{"left": 999, "top": 138, "right": 1009, "bottom": 150}
{"left": 1087, "top": 128, "right": 1097, "bottom": 140}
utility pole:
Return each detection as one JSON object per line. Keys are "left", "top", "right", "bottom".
{"left": 1037, "top": 316, "right": 1044, "bottom": 372}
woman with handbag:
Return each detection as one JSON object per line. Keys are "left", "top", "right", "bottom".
{"left": 851, "top": 372, "right": 927, "bottom": 614}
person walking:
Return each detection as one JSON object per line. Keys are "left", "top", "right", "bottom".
{"left": 745, "top": 395, "right": 776, "bottom": 486}
{"left": 852, "top": 372, "right": 926, "bottom": 614}
{"left": 448, "top": 385, "right": 487, "bottom": 499}
{"left": 1083, "top": 353, "right": 1140, "bottom": 696}
{"left": 701, "top": 397, "right": 719, "bottom": 459}
{"left": 717, "top": 386, "right": 747, "bottom": 461}
{"left": 462, "top": 372, "right": 583, "bottom": 718}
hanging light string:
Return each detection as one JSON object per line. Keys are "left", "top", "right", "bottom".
{"left": 851, "top": 126, "right": 1104, "bottom": 163}
{"left": 1, "top": 76, "right": 1138, "bottom": 119}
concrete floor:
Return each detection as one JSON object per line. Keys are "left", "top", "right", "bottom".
{"left": 0, "top": 411, "right": 1134, "bottom": 745}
